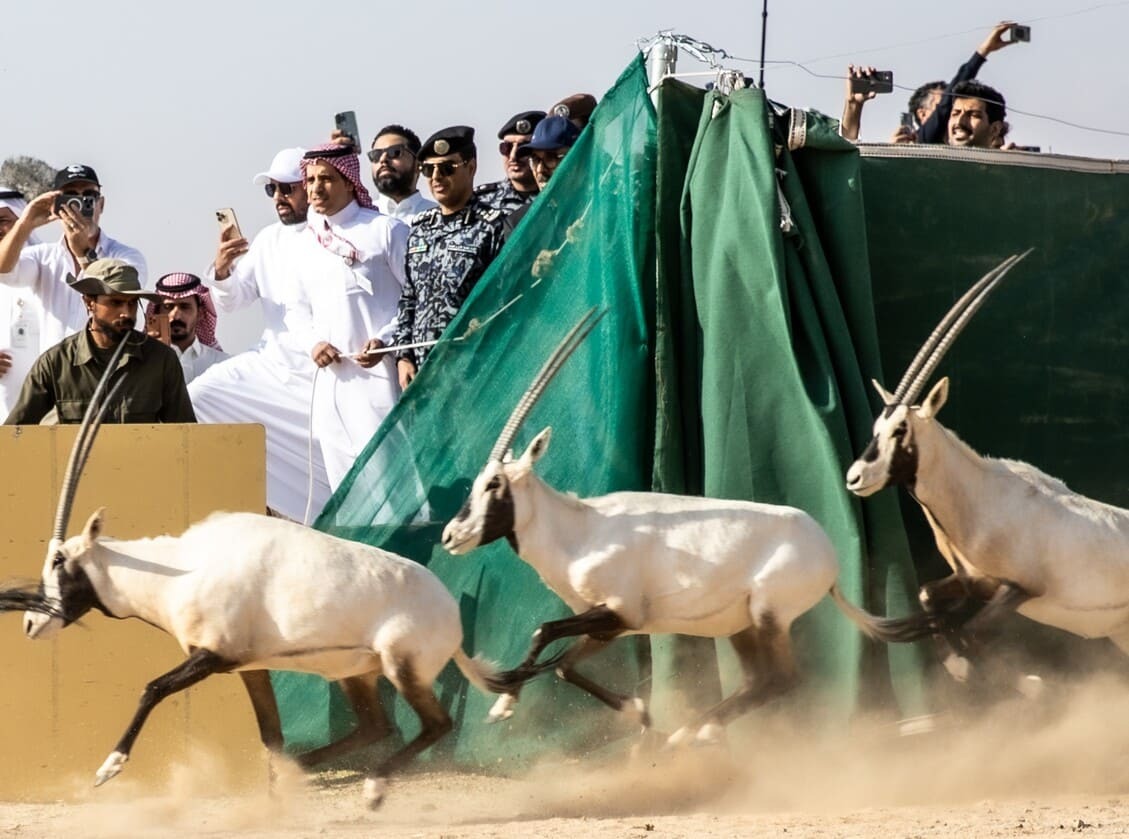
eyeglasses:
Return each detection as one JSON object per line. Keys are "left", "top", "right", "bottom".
{"left": 264, "top": 182, "right": 298, "bottom": 198}
{"left": 419, "top": 160, "right": 467, "bottom": 179}
{"left": 367, "top": 145, "right": 414, "bottom": 163}
{"left": 498, "top": 141, "right": 525, "bottom": 158}
{"left": 529, "top": 151, "right": 568, "bottom": 170}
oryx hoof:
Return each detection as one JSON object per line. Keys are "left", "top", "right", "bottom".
{"left": 487, "top": 693, "right": 517, "bottom": 723}
{"left": 619, "top": 696, "right": 650, "bottom": 729}
{"left": 942, "top": 652, "right": 971, "bottom": 682}
{"left": 665, "top": 726, "right": 693, "bottom": 749}
{"left": 94, "top": 751, "right": 128, "bottom": 787}
{"left": 363, "top": 777, "right": 387, "bottom": 810}
{"left": 694, "top": 722, "right": 725, "bottom": 747}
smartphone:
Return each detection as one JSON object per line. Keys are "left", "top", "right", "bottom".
{"left": 54, "top": 193, "right": 96, "bottom": 218}
{"left": 215, "top": 207, "right": 242, "bottom": 239}
{"left": 900, "top": 112, "right": 916, "bottom": 130}
{"left": 849, "top": 70, "right": 894, "bottom": 96}
{"left": 145, "top": 311, "right": 170, "bottom": 345}
{"left": 334, "top": 110, "right": 361, "bottom": 150}
{"left": 1009, "top": 24, "right": 1031, "bottom": 43}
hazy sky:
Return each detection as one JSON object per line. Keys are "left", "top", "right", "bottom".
{"left": 3, "top": 0, "right": 1125, "bottom": 351}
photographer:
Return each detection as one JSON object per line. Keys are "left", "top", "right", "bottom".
{"left": 0, "top": 164, "right": 147, "bottom": 351}
{"left": 895, "top": 21, "right": 1022, "bottom": 144}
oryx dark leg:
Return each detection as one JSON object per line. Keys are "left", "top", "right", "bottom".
{"left": 239, "top": 670, "right": 285, "bottom": 795}
{"left": 667, "top": 618, "right": 796, "bottom": 748}
{"left": 553, "top": 635, "right": 649, "bottom": 726}
{"left": 95, "top": 648, "right": 234, "bottom": 786}
{"left": 363, "top": 662, "right": 452, "bottom": 810}
{"left": 963, "top": 581, "right": 1031, "bottom": 633}
{"left": 503, "top": 604, "right": 628, "bottom": 686}
{"left": 295, "top": 674, "right": 391, "bottom": 769}
{"left": 487, "top": 605, "right": 627, "bottom": 721}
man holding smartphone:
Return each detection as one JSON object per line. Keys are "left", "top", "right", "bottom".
{"left": 0, "top": 164, "right": 147, "bottom": 352}
{"left": 189, "top": 146, "right": 334, "bottom": 521}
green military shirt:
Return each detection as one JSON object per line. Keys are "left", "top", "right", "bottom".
{"left": 4, "top": 327, "right": 196, "bottom": 425}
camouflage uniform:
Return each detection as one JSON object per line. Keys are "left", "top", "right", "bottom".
{"left": 394, "top": 198, "right": 505, "bottom": 369}
{"left": 474, "top": 179, "right": 536, "bottom": 215}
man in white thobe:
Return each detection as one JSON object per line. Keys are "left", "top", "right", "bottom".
{"left": 297, "top": 144, "right": 409, "bottom": 489}
{"left": 0, "top": 187, "right": 47, "bottom": 417}
{"left": 188, "top": 147, "right": 333, "bottom": 521}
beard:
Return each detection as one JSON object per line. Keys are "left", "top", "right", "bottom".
{"left": 92, "top": 314, "right": 133, "bottom": 342}
{"left": 375, "top": 168, "right": 414, "bottom": 197}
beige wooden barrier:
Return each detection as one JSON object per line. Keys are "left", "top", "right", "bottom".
{"left": 0, "top": 424, "right": 271, "bottom": 800}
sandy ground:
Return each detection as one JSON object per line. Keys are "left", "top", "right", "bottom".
{"left": 7, "top": 673, "right": 1129, "bottom": 838}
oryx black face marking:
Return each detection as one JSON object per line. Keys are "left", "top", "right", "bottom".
{"left": 478, "top": 481, "right": 518, "bottom": 552}
{"left": 57, "top": 563, "right": 111, "bottom": 625}
{"left": 885, "top": 414, "right": 919, "bottom": 488}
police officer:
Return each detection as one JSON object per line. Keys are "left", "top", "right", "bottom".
{"left": 501, "top": 116, "right": 582, "bottom": 242}
{"left": 474, "top": 110, "right": 545, "bottom": 214}
{"left": 394, "top": 126, "right": 505, "bottom": 389}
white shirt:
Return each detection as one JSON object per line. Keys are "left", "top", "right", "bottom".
{"left": 294, "top": 201, "right": 409, "bottom": 488}
{"left": 174, "top": 337, "right": 229, "bottom": 385}
{"left": 299, "top": 202, "right": 408, "bottom": 351}
{"left": 375, "top": 191, "right": 437, "bottom": 226}
{"left": 208, "top": 220, "right": 315, "bottom": 370}
{"left": 0, "top": 231, "right": 147, "bottom": 349}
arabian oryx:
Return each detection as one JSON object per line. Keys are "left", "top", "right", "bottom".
{"left": 6, "top": 335, "right": 505, "bottom": 809}
{"left": 845, "top": 251, "right": 1129, "bottom": 675}
{"left": 441, "top": 309, "right": 942, "bottom": 747}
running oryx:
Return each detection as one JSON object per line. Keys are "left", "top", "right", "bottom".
{"left": 5, "top": 334, "right": 505, "bottom": 809}
{"left": 845, "top": 251, "right": 1129, "bottom": 673}
{"left": 442, "top": 308, "right": 941, "bottom": 746}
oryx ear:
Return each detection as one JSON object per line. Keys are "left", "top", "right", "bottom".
{"left": 871, "top": 379, "right": 896, "bottom": 406}
{"left": 515, "top": 427, "right": 552, "bottom": 468}
{"left": 82, "top": 507, "right": 106, "bottom": 548}
{"left": 918, "top": 378, "right": 949, "bottom": 418}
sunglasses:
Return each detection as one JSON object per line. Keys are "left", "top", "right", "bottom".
{"left": 529, "top": 151, "right": 568, "bottom": 170}
{"left": 419, "top": 160, "right": 467, "bottom": 179}
{"left": 62, "top": 188, "right": 101, "bottom": 198}
{"left": 367, "top": 145, "right": 413, "bottom": 163}
{"left": 498, "top": 140, "right": 525, "bottom": 158}
{"left": 264, "top": 182, "right": 298, "bottom": 198}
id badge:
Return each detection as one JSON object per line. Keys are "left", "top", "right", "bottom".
{"left": 11, "top": 316, "right": 36, "bottom": 349}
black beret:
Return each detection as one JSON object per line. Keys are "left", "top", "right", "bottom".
{"left": 497, "top": 110, "right": 546, "bottom": 139}
{"left": 420, "top": 125, "right": 476, "bottom": 159}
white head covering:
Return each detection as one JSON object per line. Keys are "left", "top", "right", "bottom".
{"left": 0, "top": 186, "right": 43, "bottom": 245}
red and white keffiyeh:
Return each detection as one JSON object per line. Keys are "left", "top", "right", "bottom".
{"left": 146, "top": 272, "right": 223, "bottom": 350}
{"left": 300, "top": 144, "right": 374, "bottom": 209}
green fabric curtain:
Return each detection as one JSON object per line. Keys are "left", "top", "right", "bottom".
{"left": 271, "top": 61, "right": 937, "bottom": 761}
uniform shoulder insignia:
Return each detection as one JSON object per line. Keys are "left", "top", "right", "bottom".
{"left": 479, "top": 206, "right": 503, "bottom": 222}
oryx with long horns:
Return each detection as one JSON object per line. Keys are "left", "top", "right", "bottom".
{"left": 846, "top": 251, "right": 1129, "bottom": 668}
{"left": 8, "top": 334, "right": 505, "bottom": 809}
{"left": 442, "top": 308, "right": 941, "bottom": 745}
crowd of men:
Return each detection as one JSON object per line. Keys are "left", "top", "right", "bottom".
{"left": 840, "top": 21, "right": 1026, "bottom": 150}
{"left": 0, "top": 93, "right": 596, "bottom": 521}
{"left": 0, "top": 31, "right": 1030, "bottom": 520}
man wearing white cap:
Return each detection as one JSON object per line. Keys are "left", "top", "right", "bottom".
{"left": 188, "top": 147, "right": 333, "bottom": 521}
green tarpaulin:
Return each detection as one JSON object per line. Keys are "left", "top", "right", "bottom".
{"left": 267, "top": 58, "right": 1129, "bottom": 761}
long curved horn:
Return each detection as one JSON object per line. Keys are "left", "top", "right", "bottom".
{"left": 893, "top": 250, "right": 1031, "bottom": 405}
{"left": 488, "top": 307, "right": 606, "bottom": 462}
{"left": 51, "top": 333, "right": 133, "bottom": 542}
